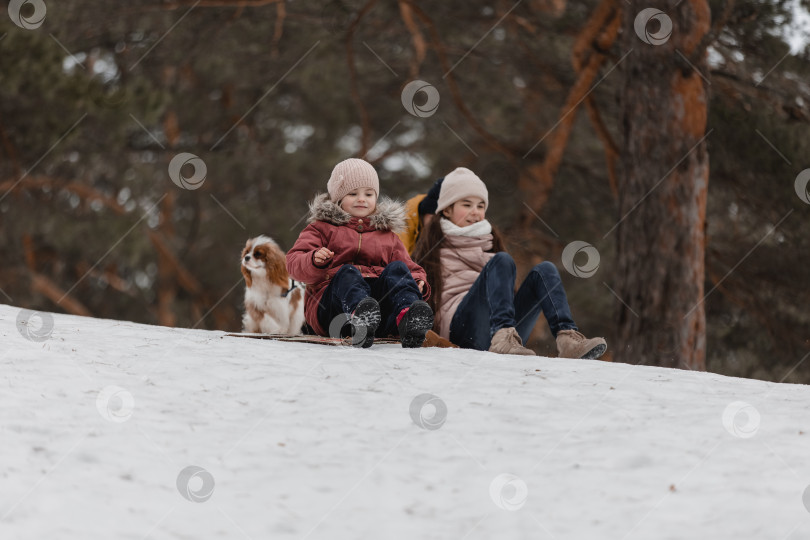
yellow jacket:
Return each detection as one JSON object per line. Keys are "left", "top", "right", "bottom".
{"left": 397, "top": 193, "right": 427, "bottom": 255}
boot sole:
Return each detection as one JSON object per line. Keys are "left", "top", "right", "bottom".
{"left": 580, "top": 343, "right": 607, "bottom": 360}
{"left": 399, "top": 301, "right": 434, "bottom": 349}
{"left": 351, "top": 298, "right": 381, "bottom": 348}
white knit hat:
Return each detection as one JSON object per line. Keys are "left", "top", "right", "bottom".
{"left": 327, "top": 158, "right": 380, "bottom": 203}
{"left": 435, "top": 167, "right": 489, "bottom": 213}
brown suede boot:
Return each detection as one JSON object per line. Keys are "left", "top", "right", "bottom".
{"left": 422, "top": 330, "right": 458, "bottom": 348}
{"left": 488, "top": 327, "right": 536, "bottom": 356}
{"left": 556, "top": 330, "right": 607, "bottom": 359}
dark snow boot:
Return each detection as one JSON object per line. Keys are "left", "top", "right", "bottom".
{"left": 349, "top": 297, "right": 381, "bottom": 348}
{"left": 397, "top": 301, "right": 434, "bottom": 349}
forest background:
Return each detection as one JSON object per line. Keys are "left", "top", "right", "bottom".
{"left": 1, "top": 0, "right": 808, "bottom": 381}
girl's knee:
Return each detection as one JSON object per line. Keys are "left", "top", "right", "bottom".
{"left": 386, "top": 260, "right": 409, "bottom": 272}
{"left": 335, "top": 264, "right": 362, "bottom": 279}
{"left": 533, "top": 261, "right": 560, "bottom": 278}
{"left": 491, "top": 251, "right": 516, "bottom": 268}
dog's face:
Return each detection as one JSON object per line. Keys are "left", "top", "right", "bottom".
{"left": 240, "top": 236, "right": 289, "bottom": 289}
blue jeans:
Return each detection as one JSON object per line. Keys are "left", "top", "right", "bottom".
{"left": 449, "top": 252, "right": 577, "bottom": 350}
{"left": 317, "top": 261, "right": 421, "bottom": 336}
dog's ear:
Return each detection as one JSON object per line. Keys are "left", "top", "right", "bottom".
{"left": 267, "top": 247, "right": 290, "bottom": 290}
{"left": 241, "top": 263, "right": 252, "bottom": 287}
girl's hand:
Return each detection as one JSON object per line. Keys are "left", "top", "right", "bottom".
{"left": 417, "top": 280, "right": 425, "bottom": 294}
{"left": 313, "top": 247, "right": 334, "bottom": 266}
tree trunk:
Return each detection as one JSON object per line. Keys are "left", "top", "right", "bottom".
{"left": 615, "top": 0, "right": 711, "bottom": 369}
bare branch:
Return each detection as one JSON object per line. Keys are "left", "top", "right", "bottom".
{"left": 271, "top": 0, "right": 286, "bottom": 59}
{"left": 398, "top": 0, "right": 427, "bottom": 79}
{"left": 0, "top": 176, "right": 127, "bottom": 215}
{"left": 346, "top": 0, "right": 379, "bottom": 156}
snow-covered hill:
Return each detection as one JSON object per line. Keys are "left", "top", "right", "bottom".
{"left": 1, "top": 303, "right": 809, "bottom": 539}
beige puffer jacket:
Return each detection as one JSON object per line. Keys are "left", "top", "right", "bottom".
{"left": 436, "top": 234, "right": 495, "bottom": 339}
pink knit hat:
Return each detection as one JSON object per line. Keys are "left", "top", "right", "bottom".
{"left": 327, "top": 158, "right": 380, "bottom": 203}
{"left": 436, "top": 167, "right": 489, "bottom": 213}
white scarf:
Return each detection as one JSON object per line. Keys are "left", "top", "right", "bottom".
{"left": 440, "top": 218, "right": 492, "bottom": 237}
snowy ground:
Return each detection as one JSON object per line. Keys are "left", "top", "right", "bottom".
{"left": 2, "top": 302, "right": 810, "bottom": 539}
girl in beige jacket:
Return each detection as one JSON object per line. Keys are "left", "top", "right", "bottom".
{"left": 412, "top": 167, "right": 607, "bottom": 359}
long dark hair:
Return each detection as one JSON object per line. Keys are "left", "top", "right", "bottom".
{"left": 412, "top": 211, "right": 505, "bottom": 327}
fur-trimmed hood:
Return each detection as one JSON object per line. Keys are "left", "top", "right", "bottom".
{"left": 307, "top": 193, "right": 406, "bottom": 233}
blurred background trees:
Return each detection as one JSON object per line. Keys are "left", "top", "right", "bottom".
{"left": 1, "top": 0, "right": 808, "bottom": 381}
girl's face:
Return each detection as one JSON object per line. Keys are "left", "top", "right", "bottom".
{"left": 442, "top": 197, "right": 486, "bottom": 227}
{"left": 339, "top": 188, "right": 377, "bottom": 218}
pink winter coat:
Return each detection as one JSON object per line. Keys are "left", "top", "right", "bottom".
{"left": 286, "top": 193, "right": 431, "bottom": 336}
{"left": 436, "top": 234, "right": 495, "bottom": 339}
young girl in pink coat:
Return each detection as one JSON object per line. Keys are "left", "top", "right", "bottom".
{"left": 412, "top": 167, "right": 607, "bottom": 358}
{"left": 286, "top": 158, "right": 433, "bottom": 348}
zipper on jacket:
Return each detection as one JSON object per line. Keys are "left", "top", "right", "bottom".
{"left": 354, "top": 232, "right": 362, "bottom": 262}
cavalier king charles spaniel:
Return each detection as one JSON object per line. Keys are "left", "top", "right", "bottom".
{"left": 240, "top": 235, "right": 305, "bottom": 335}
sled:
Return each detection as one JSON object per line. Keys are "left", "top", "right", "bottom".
{"left": 223, "top": 333, "right": 401, "bottom": 346}
{"left": 223, "top": 330, "right": 457, "bottom": 348}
